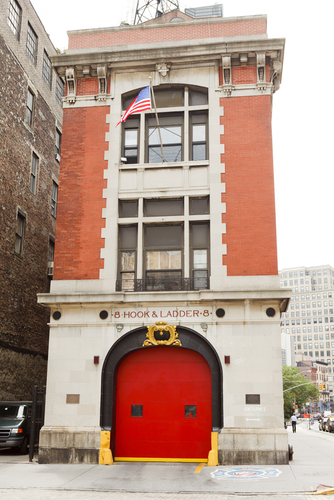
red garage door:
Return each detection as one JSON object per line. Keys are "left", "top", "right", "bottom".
{"left": 114, "top": 346, "right": 212, "bottom": 462}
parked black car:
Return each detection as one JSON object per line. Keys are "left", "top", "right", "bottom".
{"left": 0, "top": 402, "right": 31, "bottom": 454}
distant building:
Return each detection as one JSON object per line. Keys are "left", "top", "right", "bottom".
{"left": 0, "top": 0, "right": 63, "bottom": 399}
{"left": 280, "top": 265, "right": 334, "bottom": 408}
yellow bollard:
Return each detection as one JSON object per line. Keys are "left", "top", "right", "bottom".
{"left": 99, "top": 431, "right": 113, "bottom": 465}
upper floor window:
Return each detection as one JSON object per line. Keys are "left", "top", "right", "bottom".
{"left": 8, "top": 0, "right": 21, "bottom": 39}
{"left": 121, "top": 86, "right": 208, "bottom": 165}
{"left": 116, "top": 196, "right": 210, "bottom": 292}
{"left": 42, "top": 51, "right": 52, "bottom": 87}
{"left": 56, "top": 77, "right": 65, "bottom": 106}
{"left": 55, "top": 129, "right": 61, "bottom": 161}
{"left": 26, "top": 23, "right": 38, "bottom": 63}
{"left": 26, "top": 88, "right": 34, "bottom": 127}
{"left": 48, "top": 238, "right": 55, "bottom": 277}
{"left": 30, "top": 152, "right": 38, "bottom": 194}
{"left": 51, "top": 181, "right": 58, "bottom": 218}
{"left": 15, "top": 210, "right": 26, "bottom": 256}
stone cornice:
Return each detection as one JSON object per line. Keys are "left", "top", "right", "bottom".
{"left": 38, "top": 289, "right": 290, "bottom": 308}
{"left": 52, "top": 37, "right": 284, "bottom": 76}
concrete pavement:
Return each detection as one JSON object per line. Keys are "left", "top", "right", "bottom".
{"left": 0, "top": 420, "right": 333, "bottom": 499}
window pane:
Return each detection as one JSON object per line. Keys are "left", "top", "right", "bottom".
{"left": 121, "top": 251, "right": 135, "bottom": 271}
{"left": 193, "top": 269, "right": 208, "bottom": 289}
{"left": 193, "top": 249, "right": 207, "bottom": 269}
{"left": 119, "top": 226, "right": 137, "bottom": 249}
{"left": 125, "top": 130, "right": 137, "bottom": 146}
{"left": 192, "top": 144, "right": 206, "bottom": 161}
{"left": 192, "top": 224, "right": 208, "bottom": 246}
{"left": 119, "top": 201, "right": 138, "bottom": 218}
{"left": 144, "top": 199, "right": 183, "bottom": 216}
{"left": 120, "top": 273, "right": 135, "bottom": 291}
{"left": 145, "top": 225, "right": 182, "bottom": 248}
{"left": 190, "top": 197, "right": 209, "bottom": 215}
{"left": 146, "top": 251, "right": 181, "bottom": 270}
{"left": 27, "top": 90, "right": 33, "bottom": 109}
{"left": 149, "top": 145, "right": 181, "bottom": 163}
{"left": 149, "top": 126, "right": 181, "bottom": 145}
{"left": 154, "top": 89, "right": 183, "bottom": 107}
{"left": 193, "top": 125, "right": 206, "bottom": 141}
{"left": 189, "top": 89, "right": 208, "bottom": 106}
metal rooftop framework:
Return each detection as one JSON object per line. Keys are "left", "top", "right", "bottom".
{"left": 134, "top": 0, "right": 179, "bottom": 24}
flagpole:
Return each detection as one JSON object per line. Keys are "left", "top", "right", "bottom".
{"left": 149, "top": 77, "right": 165, "bottom": 163}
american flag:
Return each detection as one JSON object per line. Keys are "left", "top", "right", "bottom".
{"left": 116, "top": 86, "right": 151, "bottom": 127}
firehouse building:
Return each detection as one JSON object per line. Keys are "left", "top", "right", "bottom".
{"left": 38, "top": 10, "right": 289, "bottom": 465}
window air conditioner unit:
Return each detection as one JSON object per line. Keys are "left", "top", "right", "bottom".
{"left": 55, "top": 153, "right": 61, "bottom": 162}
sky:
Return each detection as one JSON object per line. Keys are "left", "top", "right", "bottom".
{"left": 30, "top": 0, "right": 334, "bottom": 271}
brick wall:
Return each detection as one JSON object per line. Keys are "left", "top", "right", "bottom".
{"left": 68, "top": 19, "right": 267, "bottom": 50}
{"left": 0, "top": 0, "right": 63, "bottom": 399}
{"left": 53, "top": 106, "right": 108, "bottom": 280}
{"left": 220, "top": 95, "right": 278, "bottom": 276}
{"left": 0, "top": 0, "right": 63, "bottom": 125}
{"left": 219, "top": 66, "right": 270, "bottom": 86}
{"left": 76, "top": 78, "right": 99, "bottom": 96}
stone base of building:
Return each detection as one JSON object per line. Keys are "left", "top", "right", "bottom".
{"left": 38, "top": 426, "right": 101, "bottom": 464}
{"left": 39, "top": 426, "right": 289, "bottom": 465}
{"left": 218, "top": 428, "right": 289, "bottom": 465}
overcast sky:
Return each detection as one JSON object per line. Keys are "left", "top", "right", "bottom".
{"left": 30, "top": 0, "right": 334, "bottom": 271}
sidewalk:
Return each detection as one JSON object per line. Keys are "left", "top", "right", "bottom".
{"left": 0, "top": 421, "right": 333, "bottom": 499}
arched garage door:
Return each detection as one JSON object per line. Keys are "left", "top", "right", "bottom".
{"left": 114, "top": 346, "right": 212, "bottom": 461}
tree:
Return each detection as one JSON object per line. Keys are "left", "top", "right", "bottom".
{"left": 282, "top": 366, "right": 319, "bottom": 420}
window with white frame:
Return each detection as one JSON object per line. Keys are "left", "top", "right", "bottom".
{"left": 117, "top": 196, "right": 210, "bottom": 292}
{"left": 121, "top": 86, "right": 208, "bottom": 164}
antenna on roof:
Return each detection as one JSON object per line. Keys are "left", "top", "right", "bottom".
{"left": 134, "top": 0, "right": 179, "bottom": 25}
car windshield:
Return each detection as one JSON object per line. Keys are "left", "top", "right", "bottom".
{"left": 0, "top": 405, "right": 26, "bottom": 419}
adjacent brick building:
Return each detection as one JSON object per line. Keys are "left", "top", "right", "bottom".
{"left": 38, "top": 7, "right": 290, "bottom": 465}
{"left": 0, "top": 0, "right": 63, "bottom": 399}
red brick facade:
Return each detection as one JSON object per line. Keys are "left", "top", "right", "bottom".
{"left": 54, "top": 106, "right": 108, "bottom": 280}
{"left": 219, "top": 66, "right": 270, "bottom": 86}
{"left": 220, "top": 95, "right": 278, "bottom": 276}
{"left": 68, "top": 19, "right": 267, "bottom": 50}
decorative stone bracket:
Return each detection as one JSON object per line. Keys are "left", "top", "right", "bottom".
{"left": 222, "top": 55, "right": 233, "bottom": 96}
{"left": 65, "top": 68, "right": 76, "bottom": 104}
{"left": 256, "top": 53, "right": 267, "bottom": 91}
{"left": 97, "top": 66, "right": 107, "bottom": 101}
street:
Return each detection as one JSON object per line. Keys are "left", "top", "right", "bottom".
{"left": 0, "top": 420, "right": 333, "bottom": 499}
